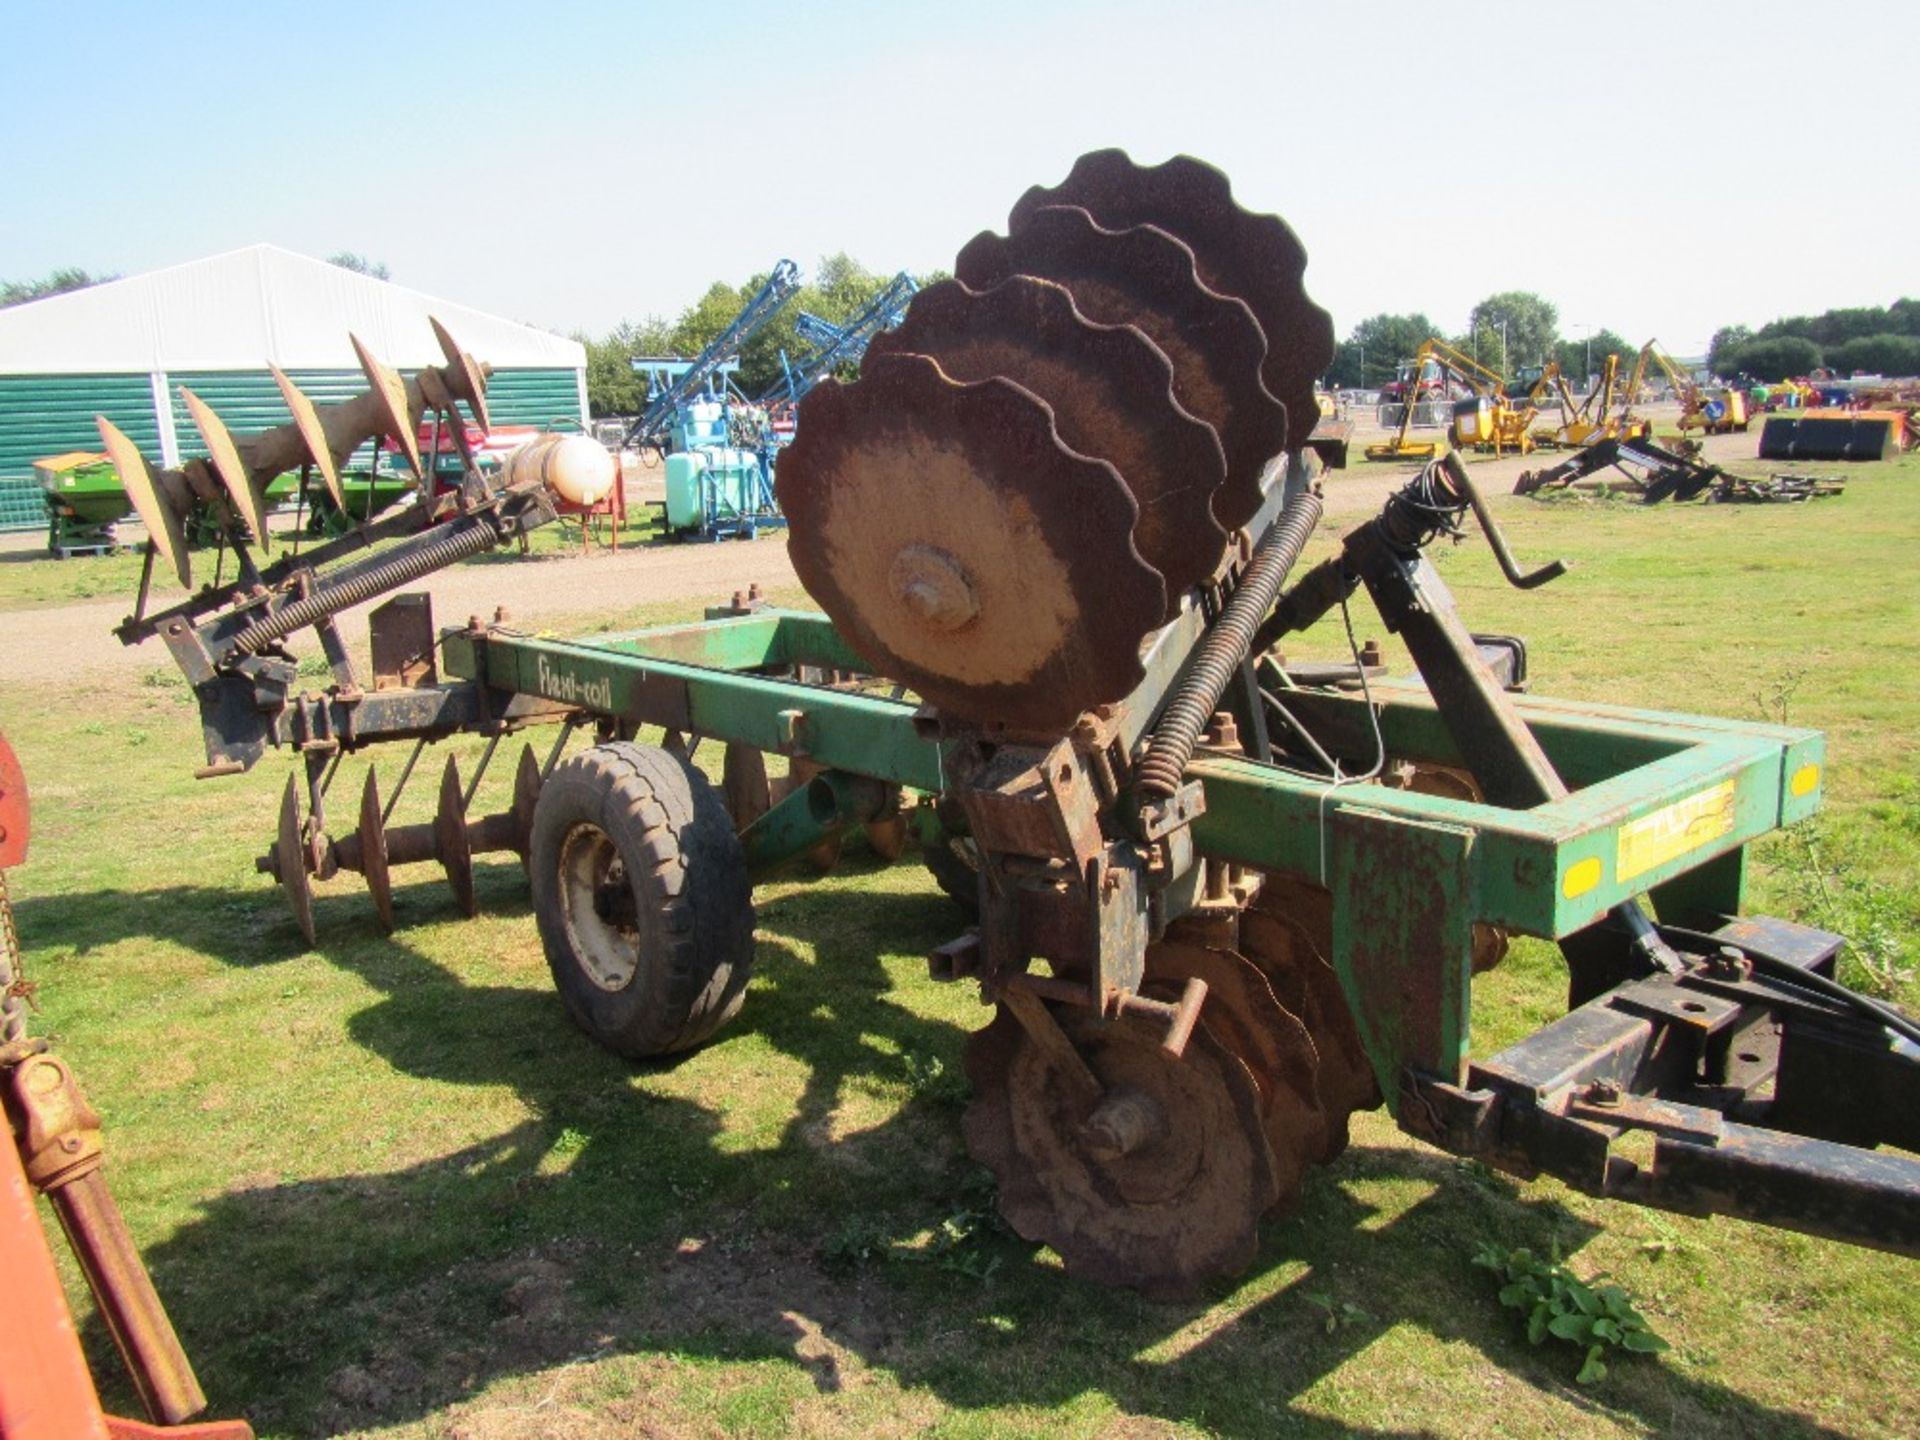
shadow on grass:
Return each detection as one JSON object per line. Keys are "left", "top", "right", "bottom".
{"left": 32, "top": 879, "right": 1854, "bottom": 1439}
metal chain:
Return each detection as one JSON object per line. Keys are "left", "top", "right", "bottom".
{"left": 0, "top": 868, "right": 31, "bottom": 1048}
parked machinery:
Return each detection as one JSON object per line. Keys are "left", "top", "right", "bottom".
{"left": 626, "top": 261, "right": 802, "bottom": 541}
{"left": 115, "top": 151, "right": 1918, "bottom": 1299}
{"left": 1364, "top": 338, "right": 1533, "bottom": 461}
{"left": 759, "top": 272, "right": 919, "bottom": 416}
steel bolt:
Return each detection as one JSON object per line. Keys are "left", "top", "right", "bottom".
{"left": 1203, "top": 711, "right": 1240, "bottom": 751}
{"left": 493, "top": 605, "right": 511, "bottom": 625}
{"left": 1586, "top": 1079, "right": 1622, "bottom": 1107}
{"left": 1360, "top": 639, "right": 1383, "bottom": 667}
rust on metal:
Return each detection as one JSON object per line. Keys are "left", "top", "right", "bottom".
{"left": 1007, "top": 148, "right": 1334, "bottom": 452}
{"left": 954, "top": 204, "right": 1287, "bottom": 531}
{"left": 868, "top": 274, "right": 1227, "bottom": 605}
{"left": 5, "top": 1054, "right": 209, "bottom": 1426}
{"left": 1242, "top": 879, "right": 1382, "bottom": 1160}
{"left": 778, "top": 354, "right": 1164, "bottom": 733}
{"left": 95, "top": 418, "right": 194, "bottom": 589}
{"left": 1147, "top": 933, "right": 1326, "bottom": 1206}
{"left": 963, "top": 996, "right": 1279, "bottom": 1299}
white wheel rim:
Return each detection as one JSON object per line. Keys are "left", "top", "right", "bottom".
{"left": 556, "top": 822, "right": 639, "bottom": 992}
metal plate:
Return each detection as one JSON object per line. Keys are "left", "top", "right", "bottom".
{"left": 956, "top": 205, "right": 1286, "bottom": 532}
{"left": 1007, "top": 149, "right": 1334, "bottom": 452}
{"left": 867, "top": 275, "right": 1225, "bottom": 608}
{"left": 779, "top": 354, "right": 1165, "bottom": 734}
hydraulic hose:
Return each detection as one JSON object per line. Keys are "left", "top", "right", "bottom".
{"left": 1137, "top": 486, "right": 1324, "bottom": 798}
{"left": 227, "top": 516, "right": 502, "bottom": 657}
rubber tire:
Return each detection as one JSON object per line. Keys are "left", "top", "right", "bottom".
{"left": 529, "top": 741, "right": 755, "bottom": 1058}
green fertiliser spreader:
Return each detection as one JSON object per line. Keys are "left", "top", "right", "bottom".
{"left": 100, "top": 150, "right": 1916, "bottom": 1297}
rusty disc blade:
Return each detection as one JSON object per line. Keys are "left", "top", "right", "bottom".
{"left": 180, "top": 387, "right": 270, "bottom": 550}
{"left": 962, "top": 996, "right": 1279, "bottom": 1300}
{"left": 868, "top": 276, "right": 1225, "bottom": 606}
{"left": 275, "top": 774, "right": 316, "bottom": 946}
{"left": 97, "top": 417, "right": 191, "bottom": 589}
{"left": 429, "top": 316, "right": 491, "bottom": 433}
{"left": 955, "top": 206, "right": 1287, "bottom": 533}
{"left": 269, "top": 365, "right": 347, "bottom": 512}
{"left": 864, "top": 810, "right": 909, "bottom": 861}
{"left": 1147, "top": 934, "right": 1325, "bottom": 1207}
{"left": 779, "top": 353, "right": 1165, "bottom": 734}
{"left": 1007, "top": 149, "right": 1334, "bottom": 452}
{"left": 358, "top": 767, "right": 394, "bottom": 933}
{"left": 1242, "top": 878, "right": 1382, "bottom": 1159}
{"left": 436, "top": 754, "right": 476, "bottom": 917}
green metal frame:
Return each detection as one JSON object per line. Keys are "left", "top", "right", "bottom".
{"left": 443, "top": 608, "right": 1824, "bottom": 1107}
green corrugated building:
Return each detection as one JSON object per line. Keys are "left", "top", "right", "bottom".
{"left": 0, "top": 244, "right": 588, "bottom": 532}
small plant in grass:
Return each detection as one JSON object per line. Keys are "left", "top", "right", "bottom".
{"left": 1774, "top": 820, "right": 1914, "bottom": 999}
{"left": 1472, "top": 1243, "right": 1669, "bottom": 1384}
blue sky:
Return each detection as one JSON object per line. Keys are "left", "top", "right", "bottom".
{"left": 2, "top": 0, "right": 1912, "bottom": 357}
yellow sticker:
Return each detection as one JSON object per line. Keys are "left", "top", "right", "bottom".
{"left": 1616, "top": 780, "right": 1737, "bottom": 883}
{"left": 1790, "top": 763, "right": 1821, "bottom": 797}
{"left": 1562, "top": 855, "right": 1604, "bottom": 899}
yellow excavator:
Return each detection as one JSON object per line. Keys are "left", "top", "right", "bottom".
{"left": 1532, "top": 353, "right": 1650, "bottom": 449}
{"left": 1626, "top": 340, "right": 1748, "bottom": 437}
{"left": 1365, "top": 337, "right": 1517, "bottom": 461}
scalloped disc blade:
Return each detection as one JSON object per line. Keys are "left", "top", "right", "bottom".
{"left": 429, "top": 315, "right": 491, "bottom": 432}
{"left": 778, "top": 353, "right": 1164, "bottom": 734}
{"left": 867, "top": 276, "right": 1226, "bottom": 608}
{"left": 350, "top": 333, "right": 422, "bottom": 478}
{"left": 180, "top": 386, "right": 269, "bottom": 550}
{"left": 269, "top": 364, "right": 346, "bottom": 511}
{"left": 96, "top": 415, "right": 190, "bottom": 588}
{"left": 1008, "top": 149, "right": 1334, "bottom": 450}
{"left": 956, "top": 206, "right": 1289, "bottom": 532}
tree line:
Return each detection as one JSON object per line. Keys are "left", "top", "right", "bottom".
{"left": 1329, "top": 292, "right": 1920, "bottom": 393}
{"left": 1708, "top": 301, "right": 1920, "bottom": 383}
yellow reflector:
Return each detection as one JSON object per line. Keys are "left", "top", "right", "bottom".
{"left": 1563, "top": 856, "right": 1604, "bottom": 899}
{"left": 1790, "top": 763, "right": 1821, "bottom": 797}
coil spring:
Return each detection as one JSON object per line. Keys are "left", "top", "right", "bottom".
{"left": 1136, "top": 487, "right": 1324, "bottom": 799}
{"left": 228, "top": 518, "right": 502, "bottom": 657}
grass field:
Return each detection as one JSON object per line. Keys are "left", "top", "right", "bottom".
{"left": 2, "top": 452, "right": 1916, "bottom": 1439}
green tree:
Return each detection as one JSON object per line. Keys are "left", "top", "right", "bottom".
{"left": 1554, "top": 329, "right": 1633, "bottom": 386}
{"left": 1726, "top": 335, "right": 1822, "bottom": 382}
{"left": 0, "top": 267, "right": 115, "bottom": 308}
{"left": 1708, "top": 324, "right": 1753, "bottom": 376}
{"left": 1827, "top": 333, "right": 1920, "bottom": 377}
{"left": 577, "top": 319, "right": 674, "bottom": 417}
{"left": 1467, "top": 292, "right": 1559, "bottom": 374}
{"left": 1327, "top": 312, "right": 1436, "bottom": 388}
{"left": 327, "top": 252, "right": 391, "bottom": 281}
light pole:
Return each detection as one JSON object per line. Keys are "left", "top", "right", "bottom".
{"left": 1499, "top": 319, "right": 1509, "bottom": 378}
{"left": 1574, "top": 322, "right": 1592, "bottom": 382}
{"left": 1357, "top": 340, "right": 1364, "bottom": 392}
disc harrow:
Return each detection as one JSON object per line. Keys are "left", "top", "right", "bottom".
{"left": 779, "top": 146, "right": 1333, "bottom": 737}
{"left": 258, "top": 743, "right": 547, "bottom": 945}
{"left": 102, "top": 150, "right": 1917, "bottom": 1309}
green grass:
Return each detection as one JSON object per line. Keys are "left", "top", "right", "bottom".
{"left": 1, "top": 456, "right": 1916, "bottom": 1438}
